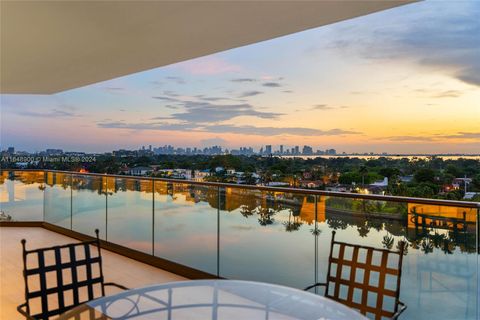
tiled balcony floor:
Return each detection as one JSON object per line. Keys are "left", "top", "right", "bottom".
{"left": 0, "top": 227, "right": 186, "bottom": 320}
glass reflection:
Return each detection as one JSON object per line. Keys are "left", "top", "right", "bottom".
{"left": 71, "top": 175, "right": 107, "bottom": 239}
{"left": 0, "top": 170, "right": 45, "bottom": 221}
{"left": 154, "top": 181, "right": 218, "bottom": 274}
{"left": 107, "top": 177, "right": 153, "bottom": 254}
{"left": 44, "top": 172, "right": 71, "bottom": 228}
{"left": 2, "top": 171, "right": 478, "bottom": 320}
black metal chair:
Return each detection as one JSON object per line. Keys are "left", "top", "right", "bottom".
{"left": 17, "top": 229, "right": 128, "bottom": 320}
{"left": 305, "top": 231, "right": 407, "bottom": 320}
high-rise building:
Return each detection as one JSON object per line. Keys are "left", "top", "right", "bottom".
{"left": 265, "top": 145, "right": 272, "bottom": 155}
{"left": 294, "top": 146, "right": 300, "bottom": 155}
{"left": 302, "top": 145, "right": 313, "bottom": 155}
{"left": 326, "top": 149, "right": 337, "bottom": 155}
{"left": 280, "top": 145, "right": 284, "bottom": 154}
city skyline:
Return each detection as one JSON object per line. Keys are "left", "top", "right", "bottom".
{"left": 1, "top": 0, "right": 479, "bottom": 154}
{"left": 3, "top": 144, "right": 479, "bottom": 158}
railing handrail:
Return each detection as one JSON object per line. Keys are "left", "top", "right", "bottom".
{"left": 2, "top": 169, "right": 480, "bottom": 209}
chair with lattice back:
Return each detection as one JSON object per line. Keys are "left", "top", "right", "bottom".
{"left": 17, "top": 229, "right": 128, "bottom": 320}
{"left": 305, "top": 231, "right": 407, "bottom": 320}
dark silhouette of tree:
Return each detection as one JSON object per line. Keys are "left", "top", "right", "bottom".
{"left": 382, "top": 234, "right": 394, "bottom": 250}
{"left": 283, "top": 210, "right": 303, "bottom": 232}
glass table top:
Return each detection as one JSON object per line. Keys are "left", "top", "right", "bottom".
{"left": 58, "top": 280, "right": 368, "bottom": 320}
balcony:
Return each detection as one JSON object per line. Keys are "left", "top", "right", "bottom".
{"left": 1, "top": 169, "right": 479, "bottom": 319}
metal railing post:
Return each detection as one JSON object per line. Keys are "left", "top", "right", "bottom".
{"left": 217, "top": 185, "right": 221, "bottom": 277}
{"left": 105, "top": 177, "right": 108, "bottom": 241}
{"left": 43, "top": 171, "right": 47, "bottom": 222}
{"left": 314, "top": 195, "right": 318, "bottom": 294}
{"left": 152, "top": 179, "right": 155, "bottom": 256}
{"left": 70, "top": 173, "right": 73, "bottom": 230}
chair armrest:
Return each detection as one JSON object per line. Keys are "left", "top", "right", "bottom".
{"left": 104, "top": 282, "right": 129, "bottom": 291}
{"left": 392, "top": 301, "right": 407, "bottom": 319}
{"left": 17, "top": 302, "right": 36, "bottom": 320}
{"left": 304, "top": 283, "right": 327, "bottom": 291}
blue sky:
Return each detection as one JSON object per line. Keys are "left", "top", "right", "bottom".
{"left": 1, "top": 0, "right": 479, "bottom": 153}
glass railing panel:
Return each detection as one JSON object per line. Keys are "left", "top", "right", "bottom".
{"left": 325, "top": 195, "right": 408, "bottom": 219}
{"left": 219, "top": 187, "right": 317, "bottom": 289}
{"left": 44, "top": 172, "right": 72, "bottom": 228}
{"left": 71, "top": 174, "right": 107, "bottom": 239}
{"left": 319, "top": 196, "right": 478, "bottom": 320}
{"left": 0, "top": 170, "right": 45, "bottom": 221}
{"left": 153, "top": 181, "right": 218, "bottom": 275}
{"left": 106, "top": 177, "right": 152, "bottom": 254}
{"left": 403, "top": 203, "right": 478, "bottom": 320}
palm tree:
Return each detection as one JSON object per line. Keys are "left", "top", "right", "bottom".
{"left": 357, "top": 223, "right": 370, "bottom": 238}
{"left": 359, "top": 166, "right": 368, "bottom": 186}
{"left": 258, "top": 207, "right": 274, "bottom": 226}
{"left": 240, "top": 204, "right": 254, "bottom": 218}
{"left": 382, "top": 233, "right": 394, "bottom": 250}
{"left": 283, "top": 210, "right": 303, "bottom": 232}
{"left": 396, "top": 238, "right": 409, "bottom": 255}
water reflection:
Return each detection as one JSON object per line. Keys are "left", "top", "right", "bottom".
{"left": 0, "top": 171, "right": 45, "bottom": 221}
{"left": 1, "top": 171, "right": 478, "bottom": 319}
{"left": 2, "top": 171, "right": 477, "bottom": 253}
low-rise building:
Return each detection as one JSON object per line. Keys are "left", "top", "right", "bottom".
{"left": 129, "top": 166, "right": 153, "bottom": 176}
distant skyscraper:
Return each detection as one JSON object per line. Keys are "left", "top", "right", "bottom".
{"left": 294, "top": 146, "right": 300, "bottom": 155}
{"left": 302, "top": 145, "right": 313, "bottom": 155}
{"left": 326, "top": 149, "right": 337, "bottom": 155}
{"left": 7, "top": 147, "right": 14, "bottom": 154}
{"left": 280, "top": 145, "right": 284, "bottom": 154}
{"left": 265, "top": 145, "right": 272, "bottom": 155}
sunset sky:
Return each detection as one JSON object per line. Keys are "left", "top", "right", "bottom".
{"left": 1, "top": 0, "right": 479, "bottom": 154}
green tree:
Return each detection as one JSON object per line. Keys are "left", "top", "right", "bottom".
{"left": 414, "top": 168, "right": 436, "bottom": 183}
{"left": 359, "top": 166, "right": 368, "bottom": 186}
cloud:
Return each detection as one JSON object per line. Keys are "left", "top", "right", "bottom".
{"left": 311, "top": 104, "right": 332, "bottom": 110}
{"left": 385, "top": 136, "right": 436, "bottom": 142}
{"left": 456, "top": 70, "right": 480, "bottom": 87}
{"left": 17, "top": 108, "right": 80, "bottom": 118}
{"left": 174, "top": 56, "right": 242, "bottom": 75}
{"left": 441, "top": 132, "right": 480, "bottom": 140}
{"left": 206, "top": 125, "right": 360, "bottom": 136}
{"left": 319, "top": 1, "right": 480, "bottom": 86}
{"left": 198, "top": 96, "right": 229, "bottom": 101}
{"left": 386, "top": 132, "right": 480, "bottom": 142}
{"left": 152, "top": 101, "right": 282, "bottom": 123}
{"left": 262, "top": 82, "right": 282, "bottom": 88}
{"left": 152, "top": 96, "right": 180, "bottom": 102}
{"left": 238, "top": 91, "right": 263, "bottom": 98}
{"left": 311, "top": 104, "right": 349, "bottom": 110}
{"left": 165, "top": 76, "right": 185, "bottom": 84}
{"left": 97, "top": 121, "right": 360, "bottom": 137}
{"left": 97, "top": 121, "right": 197, "bottom": 131}
{"left": 163, "top": 90, "right": 180, "bottom": 97}
{"left": 231, "top": 78, "right": 256, "bottom": 83}
{"left": 432, "top": 90, "right": 463, "bottom": 98}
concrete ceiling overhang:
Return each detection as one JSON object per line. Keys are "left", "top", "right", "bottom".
{"left": 1, "top": 0, "right": 416, "bottom": 94}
